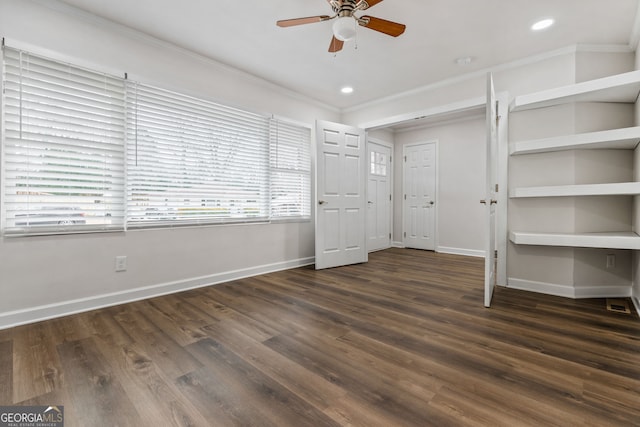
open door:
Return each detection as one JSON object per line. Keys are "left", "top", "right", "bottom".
{"left": 315, "top": 120, "right": 367, "bottom": 269}
{"left": 484, "top": 73, "right": 498, "bottom": 307}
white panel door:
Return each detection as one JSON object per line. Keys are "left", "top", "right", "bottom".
{"left": 315, "top": 120, "right": 367, "bottom": 269}
{"left": 367, "top": 141, "right": 392, "bottom": 252}
{"left": 403, "top": 142, "right": 436, "bottom": 250}
{"left": 484, "top": 73, "right": 498, "bottom": 307}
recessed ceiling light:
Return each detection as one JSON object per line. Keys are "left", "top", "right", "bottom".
{"left": 455, "top": 56, "right": 473, "bottom": 66}
{"left": 341, "top": 86, "right": 354, "bottom": 94}
{"left": 531, "top": 18, "right": 554, "bottom": 31}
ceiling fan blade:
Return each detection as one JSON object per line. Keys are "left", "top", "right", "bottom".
{"left": 328, "top": 36, "right": 344, "bottom": 53}
{"left": 358, "top": 15, "right": 406, "bottom": 37}
{"left": 359, "top": 0, "right": 383, "bottom": 9}
{"left": 277, "top": 15, "right": 332, "bottom": 27}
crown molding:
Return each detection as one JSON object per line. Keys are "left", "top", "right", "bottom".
{"left": 343, "top": 43, "right": 632, "bottom": 114}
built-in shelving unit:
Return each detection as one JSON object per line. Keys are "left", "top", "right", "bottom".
{"left": 510, "top": 70, "right": 640, "bottom": 112}
{"left": 509, "top": 126, "right": 640, "bottom": 155}
{"left": 509, "top": 70, "right": 640, "bottom": 288}
{"left": 510, "top": 231, "right": 640, "bottom": 250}
{"left": 510, "top": 182, "right": 640, "bottom": 198}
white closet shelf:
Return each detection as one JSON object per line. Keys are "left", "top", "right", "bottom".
{"left": 509, "top": 231, "right": 640, "bottom": 250}
{"left": 510, "top": 182, "right": 640, "bottom": 198}
{"left": 509, "top": 126, "right": 640, "bottom": 155}
{"left": 510, "top": 70, "right": 640, "bottom": 112}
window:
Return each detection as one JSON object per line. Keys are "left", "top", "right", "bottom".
{"left": 1, "top": 46, "right": 311, "bottom": 235}
{"left": 269, "top": 118, "right": 311, "bottom": 219}
{"left": 2, "top": 46, "right": 126, "bottom": 236}
{"left": 125, "top": 81, "right": 271, "bottom": 227}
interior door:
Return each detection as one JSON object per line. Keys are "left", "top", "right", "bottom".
{"left": 403, "top": 142, "right": 436, "bottom": 250}
{"left": 484, "top": 73, "right": 498, "bottom": 307}
{"left": 367, "top": 141, "right": 392, "bottom": 252}
{"left": 315, "top": 120, "right": 367, "bottom": 269}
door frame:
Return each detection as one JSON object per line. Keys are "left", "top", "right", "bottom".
{"left": 367, "top": 137, "right": 394, "bottom": 252}
{"left": 402, "top": 140, "right": 438, "bottom": 251}
{"left": 357, "top": 95, "right": 509, "bottom": 288}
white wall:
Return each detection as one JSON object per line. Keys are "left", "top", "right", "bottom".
{"left": 0, "top": 0, "right": 339, "bottom": 328}
{"left": 393, "top": 118, "right": 486, "bottom": 256}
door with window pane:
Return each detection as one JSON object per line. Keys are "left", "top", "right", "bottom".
{"left": 367, "top": 141, "right": 392, "bottom": 252}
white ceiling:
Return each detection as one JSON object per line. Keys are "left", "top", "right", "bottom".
{"left": 55, "top": 0, "right": 640, "bottom": 110}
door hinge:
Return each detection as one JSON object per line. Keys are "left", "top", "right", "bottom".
{"left": 389, "top": 194, "right": 392, "bottom": 201}
{"left": 494, "top": 250, "right": 498, "bottom": 258}
{"left": 389, "top": 233, "right": 391, "bottom": 239}
{"left": 390, "top": 156, "right": 392, "bottom": 163}
{"left": 404, "top": 231, "right": 406, "bottom": 238}
{"left": 404, "top": 155, "right": 407, "bottom": 162}
{"left": 495, "top": 184, "right": 499, "bottom": 192}
{"left": 404, "top": 194, "right": 407, "bottom": 200}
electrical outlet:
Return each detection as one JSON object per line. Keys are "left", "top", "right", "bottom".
{"left": 115, "top": 255, "right": 127, "bottom": 272}
{"left": 606, "top": 254, "right": 615, "bottom": 269}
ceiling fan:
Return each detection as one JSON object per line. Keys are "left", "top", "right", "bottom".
{"left": 276, "top": 0, "right": 406, "bottom": 53}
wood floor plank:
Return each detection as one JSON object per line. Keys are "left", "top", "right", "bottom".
{"left": 57, "top": 338, "right": 142, "bottom": 426}
{"left": 113, "top": 306, "right": 203, "bottom": 379}
{"left": 186, "top": 337, "right": 342, "bottom": 427}
{"left": 11, "top": 322, "right": 63, "bottom": 402}
{"left": 0, "top": 341, "right": 12, "bottom": 404}
{"left": 87, "top": 309, "right": 211, "bottom": 426}
{"left": 2, "top": 248, "right": 638, "bottom": 426}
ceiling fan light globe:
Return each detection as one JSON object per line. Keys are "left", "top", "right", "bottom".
{"left": 333, "top": 16, "right": 357, "bottom": 41}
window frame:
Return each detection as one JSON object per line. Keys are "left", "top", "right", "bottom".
{"left": 1, "top": 45, "right": 312, "bottom": 236}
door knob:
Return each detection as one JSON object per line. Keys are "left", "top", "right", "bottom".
{"left": 318, "top": 200, "right": 327, "bottom": 205}
{"left": 368, "top": 201, "right": 374, "bottom": 204}
{"left": 429, "top": 201, "right": 434, "bottom": 205}
{"left": 480, "top": 199, "right": 498, "bottom": 205}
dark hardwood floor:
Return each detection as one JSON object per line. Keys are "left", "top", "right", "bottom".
{"left": 1, "top": 248, "right": 639, "bottom": 426}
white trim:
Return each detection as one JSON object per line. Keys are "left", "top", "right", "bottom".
{"left": 358, "top": 96, "right": 486, "bottom": 130}
{"left": 392, "top": 241, "right": 405, "bottom": 248}
{"left": 437, "top": 246, "right": 485, "bottom": 258}
{"left": 576, "top": 44, "right": 635, "bottom": 54}
{"left": 507, "top": 278, "right": 632, "bottom": 299}
{"left": 632, "top": 296, "right": 640, "bottom": 317}
{"left": 392, "top": 111, "right": 485, "bottom": 134}
{"left": 507, "top": 278, "right": 575, "bottom": 298}
{"left": 574, "top": 286, "right": 633, "bottom": 299}
{"left": 0, "top": 256, "right": 314, "bottom": 330}
{"left": 496, "top": 91, "right": 509, "bottom": 287}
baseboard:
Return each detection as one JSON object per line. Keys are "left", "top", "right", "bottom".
{"left": 507, "top": 278, "right": 633, "bottom": 299}
{"left": 632, "top": 296, "right": 640, "bottom": 317}
{"left": 574, "top": 286, "right": 632, "bottom": 299}
{"left": 0, "top": 256, "right": 315, "bottom": 330}
{"left": 507, "top": 278, "right": 575, "bottom": 298}
{"left": 392, "top": 241, "right": 405, "bottom": 248}
{"left": 437, "top": 246, "right": 485, "bottom": 258}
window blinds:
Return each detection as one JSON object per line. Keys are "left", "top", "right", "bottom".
{"left": 1, "top": 46, "right": 311, "bottom": 235}
{"left": 2, "top": 46, "right": 126, "bottom": 235}
{"left": 125, "top": 82, "right": 271, "bottom": 227}
{"left": 269, "top": 119, "right": 311, "bottom": 219}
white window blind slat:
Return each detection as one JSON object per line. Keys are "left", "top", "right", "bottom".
{"left": 126, "top": 81, "right": 271, "bottom": 226}
{"left": 2, "top": 47, "right": 126, "bottom": 235}
{"left": 269, "top": 119, "right": 311, "bottom": 219}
